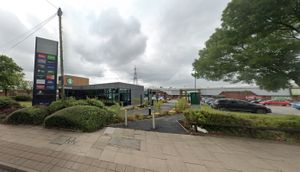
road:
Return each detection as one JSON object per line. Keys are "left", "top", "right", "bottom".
{"left": 268, "top": 105, "right": 300, "bottom": 116}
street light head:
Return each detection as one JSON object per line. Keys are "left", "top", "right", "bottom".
{"left": 57, "top": 8, "right": 62, "bottom": 16}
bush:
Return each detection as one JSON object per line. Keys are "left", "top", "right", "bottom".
{"left": 47, "top": 98, "right": 104, "bottom": 113}
{"left": 44, "top": 105, "right": 113, "bottom": 132}
{"left": 47, "top": 97, "right": 77, "bottom": 113}
{"left": 0, "top": 97, "right": 20, "bottom": 110}
{"left": 154, "top": 100, "right": 163, "bottom": 112}
{"left": 14, "top": 95, "right": 32, "bottom": 101}
{"left": 6, "top": 106, "right": 49, "bottom": 125}
{"left": 85, "top": 98, "right": 105, "bottom": 108}
{"left": 0, "top": 97, "right": 22, "bottom": 120}
{"left": 175, "top": 98, "right": 189, "bottom": 112}
{"left": 183, "top": 106, "right": 300, "bottom": 141}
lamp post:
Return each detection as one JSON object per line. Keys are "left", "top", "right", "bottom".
{"left": 57, "top": 8, "right": 65, "bottom": 99}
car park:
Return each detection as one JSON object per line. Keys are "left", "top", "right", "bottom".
{"left": 259, "top": 100, "right": 291, "bottom": 106}
{"left": 212, "top": 98, "right": 271, "bottom": 114}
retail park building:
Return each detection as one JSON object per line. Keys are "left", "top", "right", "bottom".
{"left": 47, "top": 75, "right": 300, "bottom": 106}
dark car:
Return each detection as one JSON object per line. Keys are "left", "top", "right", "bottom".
{"left": 211, "top": 98, "right": 271, "bottom": 114}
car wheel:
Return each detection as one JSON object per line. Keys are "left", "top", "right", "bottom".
{"left": 256, "top": 109, "right": 267, "bottom": 114}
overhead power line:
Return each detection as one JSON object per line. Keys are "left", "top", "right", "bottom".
{"left": 45, "top": 0, "right": 58, "bottom": 9}
{"left": 0, "top": 13, "right": 56, "bottom": 50}
{"left": 2, "top": 13, "right": 56, "bottom": 53}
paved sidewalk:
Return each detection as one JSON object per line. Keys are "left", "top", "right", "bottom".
{"left": 0, "top": 124, "right": 299, "bottom": 172}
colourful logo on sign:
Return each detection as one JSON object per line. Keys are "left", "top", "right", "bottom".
{"left": 37, "top": 75, "right": 45, "bottom": 79}
{"left": 36, "top": 84, "right": 45, "bottom": 90}
{"left": 47, "top": 55, "right": 56, "bottom": 61}
{"left": 47, "top": 60, "right": 56, "bottom": 65}
{"left": 46, "top": 80, "right": 54, "bottom": 85}
{"left": 47, "top": 65, "right": 55, "bottom": 69}
{"left": 36, "top": 79, "right": 45, "bottom": 84}
{"left": 36, "top": 90, "right": 44, "bottom": 95}
{"left": 37, "top": 54, "right": 46, "bottom": 58}
{"left": 46, "top": 85, "right": 55, "bottom": 90}
{"left": 37, "top": 69, "right": 45, "bottom": 74}
{"left": 67, "top": 77, "right": 73, "bottom": 85}
{"left": 47, "top": 70, "right": 54, "bottom": 75}
{"left": 37, "top": 58, "right": 46, "bottom": 64}
{"left": 46, "top": 75, "right": 55, "bottom": 80}
{"left": 37, "top": 64, "right": 45, "bottom": 69}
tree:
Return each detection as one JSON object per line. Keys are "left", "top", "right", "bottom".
{"left": 18, "top": 80, "right": 33, "bottom": 95}
{"left": 193, "top": 0, "right": 300, "bottom": 91}
{"left": 0, "top": 55, "right": 24, "bottom": 96}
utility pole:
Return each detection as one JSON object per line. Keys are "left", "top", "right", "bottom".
{"left": 194, "top": 75, "right": 196, "bottom": 92}
{"left": 57, "top": 8, "right": 65, "bottom": 99}
{"left": 133, "top": 66, "right": 138, "bottom": 85}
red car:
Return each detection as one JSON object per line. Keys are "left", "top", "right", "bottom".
{"left": 259, "top": 100, "right": 291, "bottom": 106}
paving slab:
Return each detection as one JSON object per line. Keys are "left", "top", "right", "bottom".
{"left": 0, "top": 124, "right": 299, "bottom": 172}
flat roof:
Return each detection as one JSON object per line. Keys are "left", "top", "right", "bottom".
{"left": 67, "top": 82, "right": 144, "bottom": 90}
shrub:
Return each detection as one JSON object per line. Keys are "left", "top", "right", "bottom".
{"left": 6, "top": 106, "right": 49, "bottom": 125}
{"left": 44, "top": 105, "right": 113, "bottom": 132}
{"left": 14, "top": 95, "right": 32, "bottom": 101}
{"left": 0, "top": 97, "right": 20, "bottom": 110}
{"left": 0, "top": 97, "right": 22, "bottom": 120}
{"left": 183, "top": 106, "right": 300, "bottom": 142}
{"left": 154, "top": 100, "right": 163, "bottom": 113}
{"left": 47, "top": 97, "right": 77, "bottom": 113}
{"left": 85, "top": 98, "right": 105, "bottom": 108}
{"left": 175, "top": 98, "right": 189, "bottom": 112}
{"left": 47, "top": 98, "right": 105, "bottom": 113}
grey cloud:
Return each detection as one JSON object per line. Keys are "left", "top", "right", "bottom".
{"left": 120, "top": 0, "right": 230, "bottom": 87}
{"left": 0, "top": 1, "right": 232, "bottom": 88}
{"left": 73, "top": 9, "right": 147, "bottom": 66}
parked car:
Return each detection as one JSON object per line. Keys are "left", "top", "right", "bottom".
{"left": 292, "top": 102, "right": 300, "bottom": 110}
{"left": 248, "top": 99, "right": 262, "bottom": 104}
{"left": 205, "top": 98, "right": 215, "bottom": 106}
{"left": 212, "top": 98, "right": 271, "bottom": 114}
{"left": 259, "top": 100, "right": 291, "bottom": 106}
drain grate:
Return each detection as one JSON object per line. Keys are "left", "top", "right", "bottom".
{"left": 50, "top": 136, "right": 77, "bottom": 145}
{"left": 109, "top": 137, "right": 141, "bottom": 150}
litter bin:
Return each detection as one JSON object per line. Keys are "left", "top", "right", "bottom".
{"left": 190, "top": 92, "right": 200, "bottom": 105}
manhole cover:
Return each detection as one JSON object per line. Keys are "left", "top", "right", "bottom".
{"left": 50, "top": 136, "right": 77, "bottom": 145}
{"left": 109, "top": 137, "right": 141, "bottom": 150}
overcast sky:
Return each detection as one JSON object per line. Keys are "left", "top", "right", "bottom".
{"left": 0, "top": 0, "right": 242, "bottom": 88}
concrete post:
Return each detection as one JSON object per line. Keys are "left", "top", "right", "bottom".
{"left": 152, "top": 112, "right": 156, "bottom": 129}
{"left": 124, "top": 109, "right": 128, "bottom": 127}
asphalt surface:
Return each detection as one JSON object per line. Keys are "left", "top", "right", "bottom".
{"left": 110, "top": 114, "right": 187, "bottom": 134}
{"left": 126, "top": 101, "right": 175, "bottom": 116}
{"left": 268, "top": 105, "right": 300, "bottom": 116}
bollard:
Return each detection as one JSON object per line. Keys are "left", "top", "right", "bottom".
{"left": 152, "top": 111, "right": 156, "bottom": 129}
{"left": 148, "top": 106, "right": 151, "bottom": 116}
{"left": 124, "top": 109, "right": 128, "bottom": 127}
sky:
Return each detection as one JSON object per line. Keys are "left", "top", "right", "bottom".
{"left": 0, "top": 0, "right": 243, "bottom": 89}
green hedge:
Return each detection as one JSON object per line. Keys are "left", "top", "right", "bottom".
{"left": 44, "top": 105, "right": 114, "bottom": 132}
{"left": 184, "top": 106, "right": 300, "bottom": 141}
{"left": 6, "top": 106, "right": 49, "bottom": 125}
{"left": 0, "top": 97, "right": 21, "bottom": 110}
{"left": 14, "top": 95, "right": 32, "bottom": 101}
{"left": 48, "top": 97, "right": 105, "bottom": 113}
